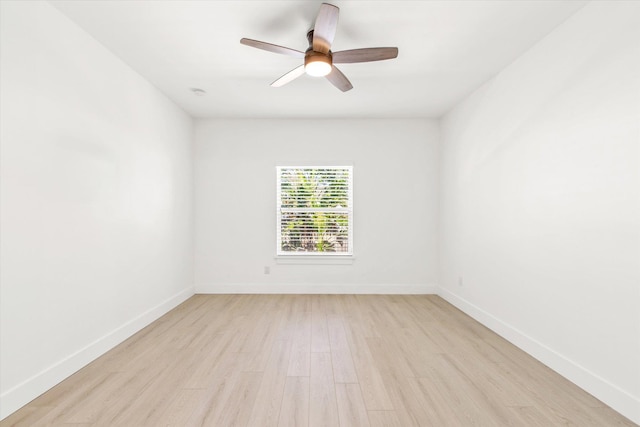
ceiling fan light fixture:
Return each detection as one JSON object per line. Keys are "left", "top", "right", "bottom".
{"left": 241, "top": 3, "right": 398, "bottom": 91}
{"left": 304, "top": 51, "right": 332, "bottom": 77}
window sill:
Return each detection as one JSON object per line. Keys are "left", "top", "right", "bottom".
{"left": 275, "top": 255, "right": 355, "bottom": 265}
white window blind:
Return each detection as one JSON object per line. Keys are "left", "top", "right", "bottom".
{"left": 277, "top": 166, "right": 353, "bottom": 255}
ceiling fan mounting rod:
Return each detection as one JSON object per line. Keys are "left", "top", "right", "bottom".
{"left": 306, "top": 29, "right": 316, "bottom": 47}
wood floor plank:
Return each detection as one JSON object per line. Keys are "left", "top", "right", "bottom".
{"left": 327, "top": 315, "right": 359, "bottom": 384}
{"left": 278, "top": 376, "right": 310, "bottom": 427}
{"left": 247, "top": 339, "right": 292, "bottom": 427}
{"left": 152, "top": 389, "right": 207, "bottom": 427}
{"left": 60, "top": 372, "right": 134, "bottom": 424}
{"left": 342, "top": 320, "right": 394, "bottom": 410}
{"left": 103, "top": 325, "right": 231, "bottom": 425}
{"left": 335, "top": 383, "right": 371, "bottom": 427}
{"left": 381, "top": 370, "right": 439, "bottom": 426}
{"left": 0, "top": 405, "right": 46, "bottom": 427}
{"left": 367, "top": 410, "right": 403, "bottom": 427}
{"left": 341, "top": 295, "right": 378, "bottom": 338}
{"left": 445, "top": 352, "right": 535, "bottom": 407}
{"left": 185, "top": 351, "right": 255, "bottom": 425}
{"left": 507, "top": 406, "right": 565, "bottom": 427}
{"left": 416, "top": 354, "right": 519, "bottom": 426}
{"left": 408, "top": 374, "right": 467, "bottom": 426}
{"left": 212, "top": 371, "right": 263, "bottom": 426}
{"left": 494, "top": 356, "right": 619, "bottom": 426}
{"left": 311, "top": 312, "right": 331, "bottom": 353}
{"left": 182, "top": 331, "right": 239, "bottom": 389}
{"left": 2, "top": 372, "right": 115, "bottom": 427}
{"left": 153, "top": 388, "right": 208, "bottom": 427}
{"left": 379, "top": 324, "right": 442, "bottom": 378}
{"left": 309, "top": 352, "right": 340, "bottom": 427}
{"left": 3, "top": 295, "right": 636, "bottom": 427}
{"left": 287, "top": 311, "right": 311, "bottom": 377}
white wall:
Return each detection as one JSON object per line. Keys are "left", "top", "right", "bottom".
{"left": 195, "top": 119, "right": 438, "bottom": 293}
{"left": 438, "top": 1, "right": 640, "bottom": 423}
{"left": 0, "top": 1, "right": 194, "bottom": 419}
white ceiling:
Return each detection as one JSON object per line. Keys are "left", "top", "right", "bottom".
{"left": 51, "top": 0, "right": 586, "bottom": 119}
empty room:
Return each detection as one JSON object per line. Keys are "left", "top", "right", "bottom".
{"left": 1, "top": 0, "right": 638, "bottom": 426}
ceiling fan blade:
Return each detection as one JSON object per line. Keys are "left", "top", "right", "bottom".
{"left": 240, "top": 38, "right": 304, "bottom": 58}
{"left": 313, "top": 3, "right": 339, "bottom": 54}
{"left": 271, "top": 65, "right": 306, "bottom": 87}
{"left": 325, "top": 66, "right": 353, "bottom": 92}
{"left": 333, "top": 47, "right": 399, "bottom": 64}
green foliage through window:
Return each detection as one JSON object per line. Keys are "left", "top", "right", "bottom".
{"left": 277, "top": 167, "right": 352, "bottom": 254}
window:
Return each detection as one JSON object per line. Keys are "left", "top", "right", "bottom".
{"left": 277, "top": 166, "right": 353, "bottom": 256}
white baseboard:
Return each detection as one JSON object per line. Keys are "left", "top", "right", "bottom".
{"left": 0, "top": 286, "right": 194, "bottom": 421}
{"left": 437, "top": 287, "right": 640, "bottom": 425}
{"left": 196, "top": 283, "right": 437, "bottom": 294}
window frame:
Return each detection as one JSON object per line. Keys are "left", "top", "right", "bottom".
{"left": 276, "top": 165, "right": 353, "bottom": 257}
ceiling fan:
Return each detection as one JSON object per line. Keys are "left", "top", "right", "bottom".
{"left": 240, "top": 3, "right": 399, "bottom": 92}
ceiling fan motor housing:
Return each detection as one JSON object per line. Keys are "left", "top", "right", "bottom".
{"left": 304, "top": 29, "right": 333, "bottom": 76}
{"left": 304, "top": 50, "right": 332, "bottom": 76}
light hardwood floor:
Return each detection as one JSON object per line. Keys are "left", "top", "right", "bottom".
{"left": 2, "top": 295, "right": 636, "bottom": 426}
